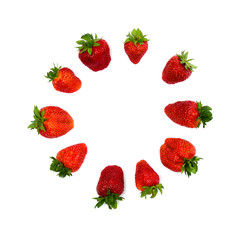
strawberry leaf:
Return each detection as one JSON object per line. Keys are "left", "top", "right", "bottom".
{"left": 140, "top": 183, "right": 164, "bottom": 199}
{"left": 76, "top": 33, "right": 101, "bottom": 55}
{"left": 28, "top": 106, "right": 48, "bottom": 134}
{"left": 196, "top": 101, "right": 213, "bottom": 128}
{"left": 50, "top": 157, "right": 72, "bottom": 178}
{"left": 177, "top": 50, "right": 197, "bottom": 72}
{"left": 181, "top": 156, "right": 202, "bottom": 177}
{"left": 94, "top": 198, "right": 105, "bottom": 208}
{"left": 93, "top": 189, "right": 124, "bottom": 210}
{"left": 125, "top": 28, "right": 149, "bottom": 46}
{"left": 88, "top": 48, "right": 92, "bottom": 55}
{"left": 45, "top": 64, "right": 62, "bottom": 82}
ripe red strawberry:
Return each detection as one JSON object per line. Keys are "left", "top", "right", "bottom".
{"left": 162, "top": 51, "right": 197, "bottom": 84}
{"left": 165, "top": 100, "right": 213, "bottom": 128}
{"left": 93, "top": 165, "right": 124, "bottom": 209}
{"left": 135, "top": 160, "right": 164, "bottom": 198}
{"left": 28, "top": 106, "right": 74, "bottom": 138}
{"left": 124, "top": 28, "right": 149, "bottom": 64}
{"left": 45, "top": 64, "right": 81, "bottom": 93}
{"left": 160, "top": 138, "right": 202, "bottom": 177}
{"left": 76, "top": 33, "right": 111, "bottom": 72}
{"left": 50, "top": 143, "right": 87, "bottom": 178}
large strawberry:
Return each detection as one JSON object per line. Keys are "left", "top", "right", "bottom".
{"left": 124, "top": 28, "right": 149, "bottom": 64}
{"left": 165, "top": 100, "right": 213, "bottom": 128}
{"left": 162, "top": 51, "right": 197, "bottom": 84}
{"left": 50, "top": 143, "right": 87, "bottom": 178}
{"left": 28, "top": 106, "right": 74, "bottom": 138}
{"left": 45, "top": 64, "right": 81, "bottom": 93}
{"left": 76, "top": 33, "right": 111, "bottom": 72}
{"left": 160, "top": 138, "right": 202, "bottom": 177}
{"left": 93, "top": 165, "right": 124, "bottom": 209}
{"left": 135, "top": 160, "right": 164, "bottom": 199}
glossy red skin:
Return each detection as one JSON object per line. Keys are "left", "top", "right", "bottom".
{"left": 40, "top": 106, "right": 74, "bottom": 138}
{"left": 78, "top": 39, "right": 111, "bottom": 72}
{"left": 165, "top": 100, "right": 200, "bottom": 128}
{"left": 135, "top": 160, "right": 160, "bottom": 191}
{"left": 162, "top": 55, "right": 192, "bottom": 84}
{"left": 53, "top": 68, "right": 81, "bottom": 93}
{"left": 56, "top": 143, "right": 87, "bottom": 172}
{"left": 96, "top": 165, "right": 124, "bottom": 197}
{"left": 124, "top": 41, "right": 148, "bottom": 64}
{"left": 160, "top": 138, "right": 196, "bottom": 172}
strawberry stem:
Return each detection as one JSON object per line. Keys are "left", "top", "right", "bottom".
{"left": 45, "top": 64, "right": 62, "bottom": 82}
{"left": 76, "top": 33, "right": 101, "bottom": 55}
{"left": 177, "top": 50, "right": 197, "bottom": 72}
{"left": 196, "top": 101, "right": 213, "bottom": 128}
{"left": 124, "top": 28, "right": 149, "bottom": 46}
{"left": 93, "top": 189, "right": 124, "bottom": 210}
{"left": 50, "top": 157, "right": 72, "bottom": 178}
{"left": 28, "top": 106, "right": 48, "bottom": 134}
{"left": 140, "top": 183, "right": 164, "bottom": 199}
{"left": 181, "top": 156, "right": 202, "bottom": 177}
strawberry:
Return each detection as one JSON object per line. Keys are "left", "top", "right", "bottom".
{"left": 50, "top": 143, "right": 87, "bottom": 178}
{"left": 124, "top": 28, "right": 149, "bottom": 64}
{"left": 162, "top": 51, "right": 197, "bottom": 84}
{"left": 93, "top": 165, "right": 124, "bottom": 209}
{"left": 160, "top": 138, "right": 202, "bottom": 177}
{"left": 76, "top": 33, "right": 111, "bottom": 72}
{"left": 45, "top": 64, "right": 81, "bottom": 93}
{"left": 28, "top": 105, "right": 74, "bottom": 138}
{"left": 165, "top": 100, "right": 213, "bottom": 128}
{"left": 135, "top": 160, "right": 164, "bottom": 199}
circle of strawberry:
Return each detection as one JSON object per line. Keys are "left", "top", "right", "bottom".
{"left": 165, "top": 100, "right": 213, "bottom": 128}
{"left": 45, "top": 64, "right": 82, "bottom": 93}
{"left": 50, "top": 143, "right": 87, "bottom": 178}
{"left": 76, "top": 33, "right": 111, "bottom": 72}
{"left": 29, "top": 29, "right": 213, "bottom": 207}
{"left": 93, "top": 165, "right": 124, "bottom": 210}
{"left": 124, "top": 28, "right": 149, "bottom": 64}
{"left": 135, "top": 160, "right": 164, "bottom": 199}
{"left": 160, "top": 138, "right": 202, "bottom": 177}
{"left": 162, "top": 50, "right": 197, "bottom": 84}
{"left": 28, "top": 105, "right": 74, "bottom": 138}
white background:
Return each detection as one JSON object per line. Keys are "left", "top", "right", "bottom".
{"left": 1, "top": 0, "right": 246, "bottom": 239}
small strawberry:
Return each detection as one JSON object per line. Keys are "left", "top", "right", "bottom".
{"left": 135, "top": 160, "right": 164, "bottom": 199}
{"left": 124, "top": 28, "right": 149, "bottom": 64}
{"left": 76, "top": 33, "right": 111, "bottom": 72}
{"left": 50, "top": 143, "right": 87, "bottom": 178}
{"left": 45, "top": 64, "right": 81, "bottom": 93}
{"left": 28, "top": 106, "right": 74, "bottom": 138}
{"left": 160, "top": 138, "right": 202, "bottom": 177}
{"left": 162, "top": 51, "right": 197, "bottom": 84}
{"left": 165, "top": 100, "right": 213, "bottom": 128}
{"left": 93, "top": 165, "right": 124, "bottom": 209}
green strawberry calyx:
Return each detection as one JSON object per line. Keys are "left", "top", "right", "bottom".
{"left": 177, "top": 50, "right": 197, "bottom": 72}
{"left": 28, "top": 106, "right": 48, "bottom": 134}
{"left": 93, "top": 189, "right": 124, "bottom": 210}
{"left": 76, "top": 33, "right": 101, "bottom": 55}
{"left": 196, "top": 101, "right": 213, "bottom": 128}
{"left": 140, "top": 183, "right": 164, "bottom": 199}
{"left": 45, "top": 64, "right": 62, "bottom": 82}
{"left": 181, "top": 156, "right": 202, "bottom": 177}
{"left": 50, "top": 157, "right": 72, "bottom": 178}
{"left": 124, "top": 28, "right": 149, "bottom": 46}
